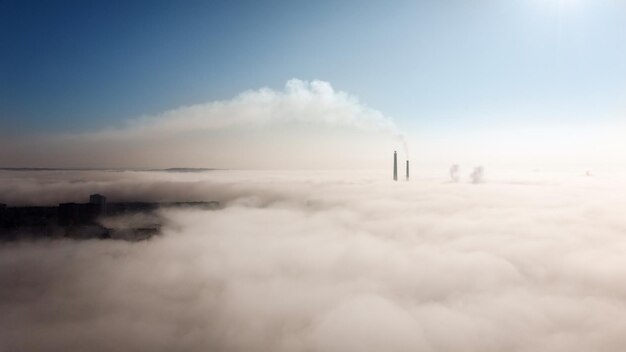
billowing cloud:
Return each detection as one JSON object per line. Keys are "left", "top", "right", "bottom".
{"left": 127, "top": 79, "right": 400, "bottom": 136}
{"left": 3, "top": 169, "right": 626, "bottom": 351}
{"left": 1, "top": 80, "right": 407, "bottom": 169}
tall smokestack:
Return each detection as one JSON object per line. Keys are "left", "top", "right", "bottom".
{"left": 393, "top": 151, "right": 398, "bottom": 181}
{"left": 406, "top": 160, "right": 409, "bottom": 181}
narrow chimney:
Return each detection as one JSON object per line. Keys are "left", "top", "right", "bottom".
{"left": 406, "top": 160, "right": 409, "bottom": 181}
{"left": 393, "top": 151, "right": 398, "bottom": 181}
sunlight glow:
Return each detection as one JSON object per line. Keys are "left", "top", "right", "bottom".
{"left": 532, "top": 0, "right": 584, "bottom": 13}
{"left": 543, "top": 0, "right": 584, "bottom": 11}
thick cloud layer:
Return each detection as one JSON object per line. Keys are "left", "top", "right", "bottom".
{"left": 2, "top": 169, "right": 626, "bottom": 351}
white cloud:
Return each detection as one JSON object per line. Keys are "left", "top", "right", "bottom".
{"left": 127, "top": 79, "right": 399, "bottom": 135}
{"left": 3, "top": 169, "right": 626, "bottom": 351}
{"left": 0, "top": 80, "right": 407, "bottom": 169}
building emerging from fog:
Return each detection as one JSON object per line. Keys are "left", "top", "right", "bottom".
{"left": 393, "top": 151, "right": 398, "bottom": 181}
{"left": 0, "top": 194, "right": 219, "bottom": 241}
{"left": 406, "top": 160, "right": 409, "bottom": 181}
{"left": 58, "top": 202, "right": 102, "bottom": 227}
{"left": 89, "top": 194, "right": 107, "bottom": 214}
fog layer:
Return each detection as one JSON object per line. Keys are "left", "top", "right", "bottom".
{"left": 2, "top": 169, "right": 626, "bottom": 351}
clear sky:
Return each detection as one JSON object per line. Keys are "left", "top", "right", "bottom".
{"left": 1, "top": 0, "right": 626, "bottom": 168}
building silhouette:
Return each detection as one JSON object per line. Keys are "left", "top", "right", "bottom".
{"left": 89, "top": 194, "right": 107, "bottom": 214}
{"left": 393, "top": 151, "right": 398, "bottom": 181}
{"left": 0, "top": 194, "right": 219, "bottom": 241}
{"left": 406, "top": 160, "right": 409, "bottom": 181}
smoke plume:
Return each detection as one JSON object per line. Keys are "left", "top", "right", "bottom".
{"left": 470, "top": 166, "right": 484, "bottom": 184}
{"left": 449, "top": 164, "right": 460, "bottom": 182}
{"left": 1, "top": 80, "right": 409, "bottom": 169}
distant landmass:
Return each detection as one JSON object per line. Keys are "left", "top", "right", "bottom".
{"left": 154, "top": 168, "right": 219, "bottom": 173}
{"left": 0, "top": 193, "right": 220, "bottom": 241}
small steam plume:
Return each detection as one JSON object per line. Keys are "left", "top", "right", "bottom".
{"left": 396, "top": 134, "right": 410, "bottom": 159}
{"left": 470, "top": 166, "right": 484, "bottom": 184}
{"left": 449, "top": 164, "right": 460, "bottom": 183}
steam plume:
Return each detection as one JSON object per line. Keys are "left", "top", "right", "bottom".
{"left": 1, "top": 80, "right": 409, "bottom": 169}
{"left": 470, "top": 166, "right": 484, "bottom": 184}
{"left": 449, "top": 164, "right": 460, "bottom": 182}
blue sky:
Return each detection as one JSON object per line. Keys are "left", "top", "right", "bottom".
{"left": 1, "top": 0, "right": 625, "bottom": 136}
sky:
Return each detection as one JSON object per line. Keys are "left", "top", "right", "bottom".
{"left": 1, "top": 0, "right": 626, "bottom": 168}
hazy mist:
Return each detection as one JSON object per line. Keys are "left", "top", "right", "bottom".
{"left": 3, "top": 169, "right": 626, "bottom": 351}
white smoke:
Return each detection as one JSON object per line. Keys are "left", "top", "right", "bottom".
{"left": 395, "top": 134, "right": 409, "bottom": 160}
{"left": 3, "top": 169, "right": 626, "bottom": 351}
{"left": 470, "top": 166, "right": 484, "bottom": 184}
{"left": 117, "top": 79, "right": 400, "bottom": 137}
{"left": 1, "top": 80, "right": 409, "bottom": 169}
{"left": 449, "top": 164, "right": 460, "bottom": 182}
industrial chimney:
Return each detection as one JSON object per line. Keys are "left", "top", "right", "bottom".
{"left": 393, "top": 151, "right": 398, "bottom": 181}
{"left": 406, "top": 160, "right": 409, "bottom": 181}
